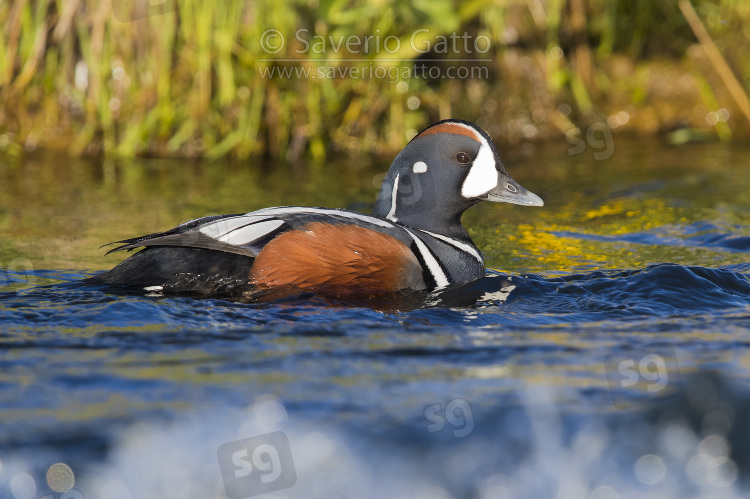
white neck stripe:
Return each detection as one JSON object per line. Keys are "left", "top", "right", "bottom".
{"left": 386, "top": 173, "right": 399, "bottom": 222}
{"left": 402, "top": 228, "right": 450, "bottom": 288}
{"left": 416, "top": 229, "right": 483, "bottom": 264}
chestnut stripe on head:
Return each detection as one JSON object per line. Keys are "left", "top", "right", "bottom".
{"left": 415, "top": 122, "right": 482, "bottom": 143}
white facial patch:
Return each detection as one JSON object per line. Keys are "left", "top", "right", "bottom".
{"left": 412, "top": 161, "right": 428, "bottom": 173}
{"left": 449, "top": 123, "right": 498, "bottom": 198}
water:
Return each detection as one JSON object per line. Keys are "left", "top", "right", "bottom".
{"left": 1, "top": 139, "right": 750, "bottom": 498}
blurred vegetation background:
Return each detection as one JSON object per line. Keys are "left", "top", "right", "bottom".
{"left": 0, "top": 0, "right": 749, "bottom": 161}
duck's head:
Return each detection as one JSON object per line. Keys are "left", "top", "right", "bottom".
{"left": 371, "top": 119, "right": 543, "bottom": 235}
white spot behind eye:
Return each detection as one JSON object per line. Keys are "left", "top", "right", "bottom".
{"left": 412, "top": 161, "right": 428, "bottom": 173}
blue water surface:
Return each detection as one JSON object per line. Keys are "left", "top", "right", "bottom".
{"left": 2, "top": 259, "right": 750, "bottom": 498}
{"left": 2, "top": 141, "right": 750, "bottom": 498}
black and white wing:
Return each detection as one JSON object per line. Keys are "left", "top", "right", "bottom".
{"left": 92, "top": 207, "right": 405, "bottom": 293}
{"left": 104, "top": 213, "right": 290, "bottom": 257}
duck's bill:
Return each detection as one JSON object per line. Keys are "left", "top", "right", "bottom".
{"left": 482, "top": 173, "right": 544, "bottom": 207}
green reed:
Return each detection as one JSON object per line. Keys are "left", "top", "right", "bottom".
{"left": 0, "top": 0, "right": 748, "bottom": 161}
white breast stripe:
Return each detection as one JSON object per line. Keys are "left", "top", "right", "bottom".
{"left": 250, "top": 206, "right": 396, "bottom": 228}
{"left": 386, "top": 173, "right": 400, "bottom": 222}
{"left": 402, "top": 228, "right": 450, "bottom": 288}
{"left": 453, "top": 123, "right": 498, "bottom": 198}
{"left": 416, "top": 229, "right": 483, "bottom": 264}
{"left": 217, "top": 219, "right": 286, "bottom": 245}
{"left": 198, "top": 215, "right": 271, "bottom": 238}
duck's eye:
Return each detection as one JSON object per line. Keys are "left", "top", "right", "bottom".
{"left": 456, "top": 152, "right": 471, "bottom": 164}
{"left": 506, "top": 183, "right": 517, "bottom": 193}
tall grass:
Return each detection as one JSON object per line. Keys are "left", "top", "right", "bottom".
{"left": 0, "top": 0, "right": 748, "bottom": 160}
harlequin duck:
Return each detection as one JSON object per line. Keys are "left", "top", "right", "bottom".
{"left": 90, "top": 119, "right": 543, "bottom": 299}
